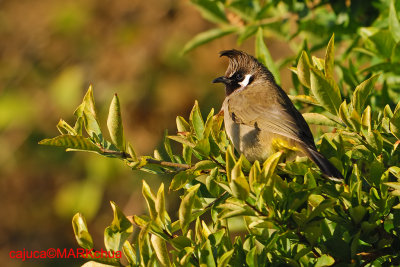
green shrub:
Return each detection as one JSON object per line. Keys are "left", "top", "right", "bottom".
{"left": 40, "top": 0, "right": 400, "bottom": 266}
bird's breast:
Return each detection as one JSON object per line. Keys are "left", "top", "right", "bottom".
{"left": 223, "top": 101, "right": 272, "bottom": 162}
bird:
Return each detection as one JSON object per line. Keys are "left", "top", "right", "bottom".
{"left": 212, "top": 49, "right": 343, "bottom": 181}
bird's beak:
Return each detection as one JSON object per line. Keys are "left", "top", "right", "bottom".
{"left": 212, "top": 76, "right": 230, "bottom": 84}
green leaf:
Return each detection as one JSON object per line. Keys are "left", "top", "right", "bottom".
{"left": 142, "top": 180, "right": 158, "bottom": 220}
{"left": 183, "top": 27, "right": 236, "bottom": 54}
{"left": 150, "top": 234, "right": 172, "bottom": 267}
{"left": 72, "top": 213, "right": 94, "bottom": 249}
{"left": 230, "top": 156, "right": 250, "bottom": 200}
{"left": 57, "top": 119, "right": 77, "bottom": 135}
{"left": 194, "top": 138, "right": 211, "bottom": 156}
{"left": 104, "top": 201, "right": 133, "bottom": 252}
{"left": 361, "top": 106, "right": 372, "bottom": 131}
{"left": 168, "top": 135, "right": 196, "bottom": 148}
{"left": 289, "top": 95, "right": 319, "bottom": 105}
{"left": 260, "top": 151, "right": 282, "bottom": 183}
{"left": 138, "top": 222, "right": 151, "bottom": 265}
{"left": 351, "top": 74, "right": 379, "bottom": 114}
{"left": 218, "top": 249, "right": 234, "bottom": 267}
{"left": 176, "top": 116, "right": 191, "bottom": 132}
{"left": 199, "top": 239, "right": 216, "bottom": 267}
{"left": 226, "top": 145, "right": 237, "bottom": 182}
{"left": 237, "top": 25, "right": 258, "bottom": 45}
{"left": 255, "top": 27, "right": 280, "bottom": 84}
{"left": 310, "top": 68, "right": 341, "bottom": 115}
{"left": 349, "top": 206, "right": 367, "bottom": 225}
{"left": 297, "top": 51, "right": 311, "bottom": 88}
{"left": 303, "top": 113, "right": 342, "bottom": 127}
{"left": 170, "top": 170, "right": 197, "bottom": 191}
{"left": 194, "top": 160, "right": 218, "bottom": 171}
{"left": 324, "top": 34, "right": 335, "bottom": 79}
{"left": 74, "top": 85, "right": 102, "bottom": 137}
{"left": 122, "top": 241, "right": 136, "bottom": 266}
{"left": 179, "top": 184, "right": 201, "bottom": 234}
{"left": 365, "top": 130, "right": 383, "bottom": 154}
{"left": 190, "top": 100, "right": 205, "bottom": 140}
{"left": 339, "top": 101, "right": 352, "bottom": 129}
{"left": 190, "top": 0, "right": 228, "bottom": 24}
{"left": 315, "top": 254, "right": 335, "bottom": 267}
{"left": 389, "top": 0, "right": 400, "bottom": 43}
{"left": 39, "top": 135, "right": 101, "bottom": 153}
{"left": 390, "top": 105, "right": 400, "bottom": 140}
{"left": 107, "top": 94, "right": 125, "bottom": 151}
{"left": 156, "top": 183, "right": 170, "bottom": 228}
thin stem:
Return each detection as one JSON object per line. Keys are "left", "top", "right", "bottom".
{"left": 245, "top": 200, "right": 268, "bottom": 217}
{"left": 146, "top": 158, "right": 191, "bottom": 169}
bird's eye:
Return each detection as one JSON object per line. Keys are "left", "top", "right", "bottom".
{"left": 233, "top": 72, "right": 244, "bottom": 81}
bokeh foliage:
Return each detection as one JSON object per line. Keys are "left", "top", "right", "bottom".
{"left": 40, "top": 0, "right": 400, "bottom": 266}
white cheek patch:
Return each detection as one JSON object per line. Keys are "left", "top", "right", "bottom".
{"left": 238, "top": 74, "right": 253, "bottom": 87}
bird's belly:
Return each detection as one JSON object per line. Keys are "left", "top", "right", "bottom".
{"left": 224, "top": 111, "right": 301, "bottom": 162}
{"left": 224, "top": 113, "right": 273, "bottom": 162}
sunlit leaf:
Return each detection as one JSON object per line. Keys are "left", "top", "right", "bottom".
{"left": 72, "top": 213, "right": 94, "bottom": 250}
{"left": 150, "top": 234, "right": 171, "bottom": 267}
{"left": 352, "top": 74, "right": 379, "bottom": 114}
{"left": 303, "top": 113, "right": 342, "bottom": 127}
{"left": 297, "top": 51, "right": 311, "bottom": 88}
{"left": 324, "top": 34, "right": 335, "bottom": 79}
{"left": 179, "top": 184, "right": 201, "bottom": 234}
{"left": 310, "top": 68, "right": 341, "bottom": 115}
{"left": 104, "top": 201, "right": 133, "bottom": 252}
{"left": 107, "top": 94, "right": 125, "bottom": 151}
{"left": 74, "top": 85, "right": 102, "bottom": 137}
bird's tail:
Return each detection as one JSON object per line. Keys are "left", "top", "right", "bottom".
{"left": 305, "top": 147, "right": 343, "bottom": 182}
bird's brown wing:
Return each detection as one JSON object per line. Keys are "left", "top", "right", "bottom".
{"left": 227, "top": 84, "right": 315, "bottom": 147}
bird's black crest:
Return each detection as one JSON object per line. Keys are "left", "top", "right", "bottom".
{"left": 218, "top": 49, "right": 275, "bottom": 83}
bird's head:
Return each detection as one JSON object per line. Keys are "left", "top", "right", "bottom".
{"left": 212, "top": 49, "right": 275, "bottom": 95}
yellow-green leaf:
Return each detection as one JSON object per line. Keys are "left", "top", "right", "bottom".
{"left": 297, "top": 51, "right": 311, "bottom": 88}
{"left": 107, "top": 94, "right": 125, "bottom": 151}
{"left": 324, "top": 34, "right": 335, "bottom": 79}
{"left": 389, "top": 0, "right": 400, "bottom": 43}
{"left": 303, "top": 113, "right": 342, "bottom": 127}
{"left": 39, "top": 135, "right": 101, "bottom": 153}
{"left": 74, "top": 85, "right": 102, "bottom": 136}
{"left": 72, "top": 213, "right": 94, "bottom": 249}
{"left": 142, "top": 181, "right": 158, "bottom": 220}
{"left": 255, "top": 27, "right": 280, "bottom": 84}
{"left": 351, "top": 74, "right": 379, "bottom": 114}
{"left": 310, "top": 68, "right": 341, "bottom": 115}
{"left": 183, "top": 27, "right": 236, "bottom": 54}
{"left": 179, "top": 184, "right": 201, "bottom": 235}
{"left": 150, "top": 234, "right": 171, "bottom": 267}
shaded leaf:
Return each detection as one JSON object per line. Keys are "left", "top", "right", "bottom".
{"left": 389, "top": 0, "right": 400, "bottom": 43}
{"left": 255, "top": 27, "right": 280, "bottom": 84}
{"left": 183, "top": 27, "right": 236, "bottom": 54}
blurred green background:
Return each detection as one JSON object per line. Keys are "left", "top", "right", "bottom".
{"left": 0, "top": 0, "right": 293, "bottom": 266}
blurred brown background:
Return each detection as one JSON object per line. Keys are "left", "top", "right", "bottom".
{"left": 0, "top": 0, "right": 292, "bottom": 266}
